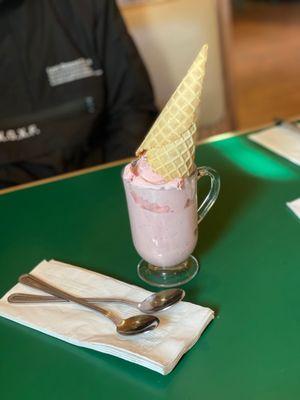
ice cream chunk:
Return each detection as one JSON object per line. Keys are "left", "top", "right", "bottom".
{"left": 123, "top": 156, "right": 184, "bottom": 190}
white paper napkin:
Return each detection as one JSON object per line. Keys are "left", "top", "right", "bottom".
{"left": 0, "top": 260, "right": 214, "bottom": 375}
{"left": 287, "top": 198, "right": 300, "bottom": 219}
{"left": 249, "top": 125, "right": 300, "bottom": 166}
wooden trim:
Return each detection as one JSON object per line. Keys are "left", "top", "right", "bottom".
{"left": 0, "top": 129, "right": 245, "bottom": 196}
{"left": 118, "top": 0, "right": 172, "bottom": 10}
{"left": 0, "top": 158, "right": 132, "bottom": 196}
{"left": 217, "top": 0, "right": 237, "bottom": 130}
{"left": 1, "top": 116, "right": 299, "bottom": 196}
{"left": 0, "top": 128, "right": 253, "bottom": 197}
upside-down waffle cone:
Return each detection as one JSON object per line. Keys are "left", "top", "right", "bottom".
{"left": 136, "top": 44, "right": 208, "bottom": 158}
{"left": 146, "top": 124, "right": 197, "bottom": 181}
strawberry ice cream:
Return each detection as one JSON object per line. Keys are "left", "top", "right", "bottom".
{"left": 122, "top": 157, "right": 198, "bottom": 268}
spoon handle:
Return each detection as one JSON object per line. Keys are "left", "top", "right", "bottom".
{"left": 8, "top": 293, "right": 137, "bottom": 306}
{"left": 18, "top": 274, "right": 122, "bottom": 325}
{"left": 8, "top": 293, "right": 67, "bottom": 303}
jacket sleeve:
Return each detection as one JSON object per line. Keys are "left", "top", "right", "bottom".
{"left": 96, "top": 0, "right": 157, "bottom": 162}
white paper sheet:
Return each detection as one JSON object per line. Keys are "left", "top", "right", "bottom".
{"left": 0, "top": 260, "right": 214, "bottom": 375}
{"left": 287, "top": 198, "right": 300, "bottom": 219}
{"left": 249, "top": 126, "right": 300, "bottom": 166}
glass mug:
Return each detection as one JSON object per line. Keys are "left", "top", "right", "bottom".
{"left": 122, "top": 166, "right": 220, "bottom": 287}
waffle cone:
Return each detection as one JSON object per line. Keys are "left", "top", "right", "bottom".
{"left": 136, "top": 45, "right": 208, "bottom": 181}
{"left": 146, "top": 124, "right": 197, "bottom": 181}
{"left": 136, "top": 44, "right": 208, "bottom": 159}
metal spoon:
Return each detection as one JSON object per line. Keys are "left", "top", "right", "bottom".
{"left": 9, "top": 287, "right": 185, "bottom": 314}
{"left": 17, "top": 274, "right": 159, "bottom": 336}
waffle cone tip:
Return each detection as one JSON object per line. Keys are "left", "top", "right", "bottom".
{"left": 136, "top": 44, "right": 208, "bottom": 180}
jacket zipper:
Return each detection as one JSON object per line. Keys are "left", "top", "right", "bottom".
{"left": 0, "top": 97, "right": 95, "bottom": 130}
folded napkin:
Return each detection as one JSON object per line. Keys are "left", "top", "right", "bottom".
{"left": 287, "top": 198, "right": 300, "bottom": 219}
{"left": 0, "top": 260, "right": 214, "bottom": 375}
{"left": 249, "top": 125, "right": 300, "bottom": 166}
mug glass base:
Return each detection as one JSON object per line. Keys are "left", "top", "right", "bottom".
{"left": 137, "top": 255, "right": 199, "bottom": 288}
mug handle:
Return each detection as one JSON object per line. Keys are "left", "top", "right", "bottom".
{"left": 197, "top": 166, "right": 220, "bottom": 224}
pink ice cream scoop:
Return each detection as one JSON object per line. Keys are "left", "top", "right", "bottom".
{"left": 122, "top": 157, "right": 198, "bottom": 268}
{"left": 123, "top": 156, "right": 183, "bottom": 189}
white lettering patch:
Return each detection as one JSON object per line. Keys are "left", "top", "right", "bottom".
{"left": 46, "top": 58, "right": 103, "bottom": 87}
{"left": 0, "top": 124, "right": 41, "bottom": 143}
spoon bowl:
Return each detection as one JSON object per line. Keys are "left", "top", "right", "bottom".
{"left": 117, "top": 315, "right": 159, "bottom": 335}
{"left": 138, "top": 288, "right": 185, "bottom": 313}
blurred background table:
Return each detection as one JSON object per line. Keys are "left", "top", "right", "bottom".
{"left": 118, "top": 0, "right": 300, "bottom": 134}
{"left": 0, "top": 127, "right": 299, "bottom": 399}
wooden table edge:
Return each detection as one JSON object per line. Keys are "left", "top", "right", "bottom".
{"left": 0, "top": 118, "right": 296, "bottom": 196}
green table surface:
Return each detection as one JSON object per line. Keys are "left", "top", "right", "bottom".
{"left": 0, "top": 133, "right": 299, "bottom": 400}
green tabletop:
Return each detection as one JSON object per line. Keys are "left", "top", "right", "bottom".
{"left": 0, "top": 132, "right": 299, "bottom": 399}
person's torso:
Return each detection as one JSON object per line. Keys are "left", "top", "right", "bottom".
{"left": 0, "top": 0, "right": 106, "bottom": 186}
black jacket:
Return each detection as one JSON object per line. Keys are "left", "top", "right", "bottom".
{"left": 0, "top": 0, "right": 156, "bottom": 187}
